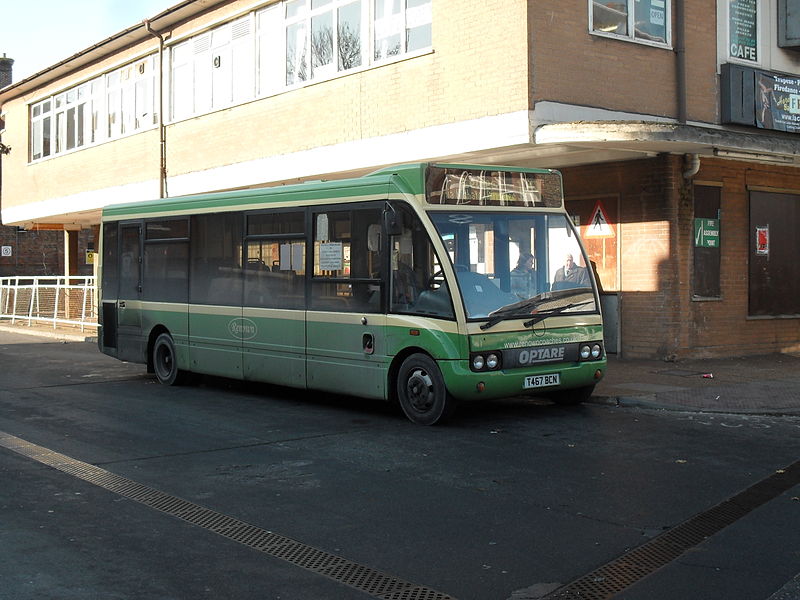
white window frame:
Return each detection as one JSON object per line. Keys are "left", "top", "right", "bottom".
{"left": 28, "top": 57, "right": 156, "bottom": 163}
{"left": 168, "top": 0, "right": 434, "bottom": 122}
{"left": 169, "top": 15, "right": 256, "bottom": 121}
{"left": 588, "top": 0, "right": 672, "bottom": 48}
{"left": 283, "top": 0, "right": 369, "bottom": 87}
{"left": 31, "top": 0, "right": 436, "bottom": 136}
{"left": 373, "top": 0, "right": 432, "bottom": 63}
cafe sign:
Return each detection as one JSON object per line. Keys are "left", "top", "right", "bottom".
{"left": 729, "top": 0, "right": 758, "bottom": 62}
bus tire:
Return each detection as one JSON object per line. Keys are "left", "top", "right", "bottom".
{"left": 396, "top": 353, "right": 456, "bottom": 425}
{"left": 152, "top": 333, "right": 186, "bottom": 386}
{"left": 549, "top": 384, "right": 595, "bottom": 406}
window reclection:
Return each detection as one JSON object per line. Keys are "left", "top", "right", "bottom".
{"left": 285, "top": 0, "right": 366, "bottom": 85}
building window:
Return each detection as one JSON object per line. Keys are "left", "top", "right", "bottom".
{"left": 285, "top": 0, "right": 367, "bottom": 86}
{"left": 170, "top": 0, "right": 435, "bottom": 121}
{"left": 171, "top": 16, "right": 256, "bottom": 120}
{"left": 374, "top": 0, "right": 432, "bottom": 60}
{"left": 590, "top": 0, "right": 670, "bottom": 46}
{"left": 30, "top": 99, "right": 52, "bottom": 160}
{"left": 31, "top": 0, "right": 435, "bottom": 149}
{"left": 29, "top": 57, "right": 155, "bottom": 162}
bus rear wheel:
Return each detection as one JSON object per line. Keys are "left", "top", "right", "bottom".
{"left": 152, "top": 333, "right": 187, "bottom": 386}
{"left": 396, "top": 353, "right": 456, "bottom": 425}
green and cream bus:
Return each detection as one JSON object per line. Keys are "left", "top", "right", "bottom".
{"left": 98, "top": 163, "right": 606, "bottom": 424}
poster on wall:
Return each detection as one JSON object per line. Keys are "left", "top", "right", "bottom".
{"left": 755, "top": 72, "right": 800, "bottom": 133}
{"left": 729, "top": 0, "right": 758, "bottom": 62}
{"left": 755, "top": 226, "right": 769, "bottom": 255}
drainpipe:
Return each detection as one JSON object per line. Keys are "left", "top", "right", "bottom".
{"left": 675, "top": 0, "right": 687, "bottom": 124}
{"left": 683, "top": 153, "right": 700, "bottom": 179}
{"left": 144, "top": 20, "right": 167, "bottom": 198}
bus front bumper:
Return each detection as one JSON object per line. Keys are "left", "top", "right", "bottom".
{"left": 439, "top": 359, "right": 606, "bottom": 402}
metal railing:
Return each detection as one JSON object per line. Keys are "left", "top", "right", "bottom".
{"left": 0, "top": 276, "right": 98, "bottom": 331}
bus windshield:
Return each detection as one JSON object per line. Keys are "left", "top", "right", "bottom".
{"left": 428, "top": 211, "right": 597, "bottom": 322}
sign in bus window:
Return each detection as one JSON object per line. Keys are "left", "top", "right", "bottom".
{"left": 425, "top": 166, "right": 563, "bottom": 208}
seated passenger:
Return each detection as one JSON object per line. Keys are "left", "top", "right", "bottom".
{"left": 510, "top": 252, "right": 536, "bottom": 299}
{"left": 552, "top": 253, "right": 589, "bottom": 289}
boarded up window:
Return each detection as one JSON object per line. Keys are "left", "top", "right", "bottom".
{"left": 693, "top": 186, "right": 721, "bottom": 298}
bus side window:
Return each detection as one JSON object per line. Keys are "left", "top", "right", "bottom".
{"left": 389, "top": 206, "right": 454, "bottom": 319}
{"left": 311, "top": 206, "right": 384, "bottom": 313}
{"left": 244, "top": 239, "right": 305, "bottom": 309}
{"left": 190, "top": 213, "right": 244, "bottom": 306}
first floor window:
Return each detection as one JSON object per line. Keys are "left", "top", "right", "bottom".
{"left": 286, "top": 0, "right": 368, "bottom": 84}
{"left": 374, "top": 0, "right": 431, "bottom": 60}
{"left": 29, "top": 58, "right": 153, "bottom": 162}
{"left": 590, "top": 0, "right": 670, "bottom": 45}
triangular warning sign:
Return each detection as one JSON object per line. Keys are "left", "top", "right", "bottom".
{"left": 584, "top": 201, "right": 614, "bottom": 238}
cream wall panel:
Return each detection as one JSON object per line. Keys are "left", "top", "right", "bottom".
{"left": 2, "top": 0, "right": 530, "bottom": 225}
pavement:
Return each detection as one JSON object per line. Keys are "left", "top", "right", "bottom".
{"left": 1, "top": 318, "right": 800, "bottom": 416}
{"left": 595, "top": 351, "right": 800, "bottom": 416}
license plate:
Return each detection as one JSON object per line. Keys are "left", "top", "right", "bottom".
{"left": 523, "top": 373, "right": 560, "bottom": 389}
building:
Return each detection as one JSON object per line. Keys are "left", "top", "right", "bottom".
{"left": 0, "top": 0, "right": 798, "bottom": 358}
{"left": 0, "top": 54, "right": 93, "bottom": 277}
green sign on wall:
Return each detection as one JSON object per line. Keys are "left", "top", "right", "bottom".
{"left": 694, "top": 218, "right": 720, "bottom": 248}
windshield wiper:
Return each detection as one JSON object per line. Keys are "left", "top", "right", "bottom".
{"left": 522, "top": 300, "right": 594, "bottom": 328}
{"left": 480, "top": 298, "right": 544, "bottom": 330}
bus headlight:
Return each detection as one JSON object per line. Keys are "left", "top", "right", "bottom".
{"left": 471, "top": 352, "right": 502, "bottom": 371}
{"left": 579, "top": 343, "right": 603, "bottom": 361}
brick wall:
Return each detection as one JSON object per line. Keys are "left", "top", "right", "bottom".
{"left": 562, "top": 156, "right": 800, "bottom": 359}
{"left": 0, "top": 226, "right": 96, "bottom": 277}
{"left": 687, "top": 158, "right": 800, "bottom": 356}
{"left": 530, "top": 0, "right": 719, "bottom": 124}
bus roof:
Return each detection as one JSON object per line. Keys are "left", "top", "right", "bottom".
{"left": 102, "top": 162, "right": 559, "bottom": 221}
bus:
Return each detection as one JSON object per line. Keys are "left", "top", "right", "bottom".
{"left": 98, "top": 163, "right": 606, "bottom": 424}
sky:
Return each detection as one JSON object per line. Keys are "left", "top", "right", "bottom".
{"left": 1, "top": 0, "right": 180, "bottom": 82}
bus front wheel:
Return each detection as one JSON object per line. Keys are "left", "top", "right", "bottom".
{"left": 396, "top": 353, "right": 456, "bottom": 425}
{"left": 152, "top": 333, "right": 186, "bottom": 386}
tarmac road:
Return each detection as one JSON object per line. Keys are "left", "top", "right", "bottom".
{"left": 0, "top": 330, "right": 798, "bottom": 600}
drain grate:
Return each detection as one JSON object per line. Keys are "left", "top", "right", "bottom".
{"left": 0, "top": 431, "right": 455, "bottom": 600}
{"left": 545, "top": 460, "right": 800, "bottom": 599}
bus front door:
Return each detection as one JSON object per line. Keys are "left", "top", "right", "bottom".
{"left": 305, "top": 205, "right": 390, "bottom": 400}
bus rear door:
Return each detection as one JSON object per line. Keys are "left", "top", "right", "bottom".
{"left": 116, "top": 222, "right": 144, "bottom": 363}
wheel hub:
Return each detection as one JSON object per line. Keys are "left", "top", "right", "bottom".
{"left": 406, "top": 368, "right": 434, "bottom": 412}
